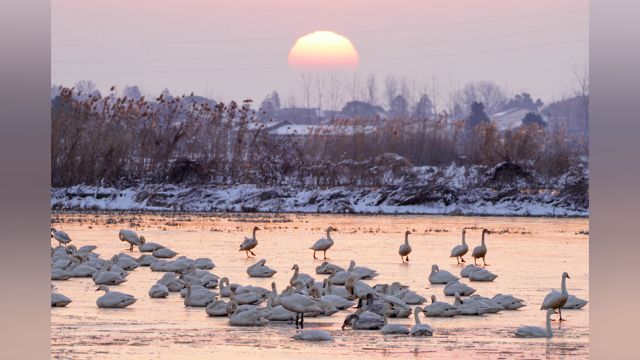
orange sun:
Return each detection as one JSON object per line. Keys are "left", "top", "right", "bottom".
{"left": 288, "top": 30, "right": 359, "bottom": 68}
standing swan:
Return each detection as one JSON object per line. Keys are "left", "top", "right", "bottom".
{"left": 411, "top": 306, "right": 434, "bottom": 336}
{"left": 310, "top": 226, "right": 338, "bottom": 259}
{"left": 398, "top": 231, "right": 412, "bottom": 263}
{"left": 239, "top": 226, "right": 260, "bottom": 258}
{"left": 51, "top": 228, "right": 72, "bottom": 248}
{"left": 471, "top": 229, "right": 489, "bottom": 266}
{"left": 541, "top": 272, "right": 570, "bottom": 321}
{"left": 450, "top": 229, "right": 469, "bottom": 264}
{"left": 515, "top": 308, "right": 555, "bottom": 338}
{"left": 119, "top": 229, "right": 145, "bottom": 251}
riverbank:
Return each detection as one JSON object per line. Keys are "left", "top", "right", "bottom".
{"left": 51, "top": 181, "right": 588, "bottom": 217}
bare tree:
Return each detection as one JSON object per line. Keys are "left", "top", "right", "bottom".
{"left": 384, "top": 75, "right": 398, "bottom": 110}
{"left": 365, "top": 74, "right": 378, "bottom": 105}
{"left": 74, "top": 80, "right": 97, "bottom": 96}
{"left": 454, "top": 80, "right": 507, "bottom": 115}
{"left": 573, "top": 64, "right": 589, "bottom": 138}
{"left": 346, "top": 72, "right": 362, "bottom": 102}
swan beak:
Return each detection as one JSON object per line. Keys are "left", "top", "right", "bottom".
{"left": 566, "top": 274, "right": 571, "bottom": 279}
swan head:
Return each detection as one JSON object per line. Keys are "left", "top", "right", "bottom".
{"left": 462, "top": 228, "right": 466, "bottom": 235}
{"left": 327, "top": 226, "right": 338, "bottom": 232}
{"left": 431, "top": 264, "right": 439, "bottom": 272}
{"left": 253, "top": 226, "right": 261, "bottom": 232}
{"left": 431, "top": 295, "right": 437, "bottom": 303}
{"left": 140, "top": 236, "right": 146, "bottom": 244}
{"left": 405, "top": 230, "right": 411, "bottom": 236}
{"left": 96, "top": 285, "right": 109, "bottom": 292}
{"left": 482, "top": 229, "right": 490, "bottom": 234}
{"left": 562, "top": 272, "right": 570, "bottom": 279}
{"left": 341, "top": 314, "right": 359, "bottom": 330}
{"left": 291, "top": 264, "right": 299, "bottom": 270}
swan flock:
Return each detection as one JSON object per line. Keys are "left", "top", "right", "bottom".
{"left": 51, "top": 223, "right": 587, "bottom": 343}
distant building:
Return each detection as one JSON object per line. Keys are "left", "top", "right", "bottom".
{"left": 490, "top": 108, "right": 540, "bottom": 131}
{"left": 268, "top": 124, "right": 376, "bottom": 138}
{"left": 275, "top": 107, "right": 326, "bottom": 124}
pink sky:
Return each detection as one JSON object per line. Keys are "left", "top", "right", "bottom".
{"left": 52, "top": 0, "right": 588, "bottom": 106}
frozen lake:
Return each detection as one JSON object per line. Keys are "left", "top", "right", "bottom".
{"left": 51, "top": 212, "right": 589, "bottom": 359}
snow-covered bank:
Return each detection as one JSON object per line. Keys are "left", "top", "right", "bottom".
{"left": 51, "top": 182, "right": 587, "bottom": 217}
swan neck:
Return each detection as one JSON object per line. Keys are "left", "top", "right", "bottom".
{"left": 462, "top": 232, "right": 466, "bottom": 245}
{"left": 481, "top": 231, "right": 485, "bottom": 245}
{"left": 252, "top": 228, "right": 257, "bottom": 240}
{"left": 414, "top": 308, "right": 421, "bottom": 325}
{"left": 546, "top": 311, "right": 553, "bottom": 337}
{"left": 348, "top": 261, "right": 355, "bottom": 271}
{"left": 404, "top": 233, "right": 409, "bottom": 245}
{"left": 561, "top": 275, "right": 568, "bottom": 295}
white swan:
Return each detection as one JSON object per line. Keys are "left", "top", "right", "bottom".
{"left": 541, "top": 272, "right": 570, "bottom": 321}
{"left": 194, "top": 257, "right": 215, "bottom": 270}
{"left": 230, "top": 287, "right": 263, "bottom": 305}
{"left": 471, "top": 229, "right": 489, "bottom": 266}
{"left": 239, "top": 226, "right": 260, "bottom": 258}
{"left": 226, "top": 301, "right": 268, "bottom": 327}
{"left": 410, "top": 306, "right": 434, "bottom": 336}
{"left": 492, "top": 294, "right": 526, "bottom": 310}
{"left": 310, "top": 226, "right": 337, "bottom": 259}
{"left": 118, "top": 229, "right": 145, "bottom": 251}
{"left": 290, "top": 264, "right": 315, "bottom": 287}
{"left": 469, "top": 268, "right": 497, "bottom": 282}
{"left": 157, "top": 272, "right": 186, "bottom": 292}
{"left": 443, "top": 280, "right": 476, "bottom": 296}
{"left": 152, "top": 247, "right": 178, "bottom": 259}
{"left": 183, "top": 284, "right": 215, "bottom": 307}
{"left": 315, "top": 261, "right": 345, "bottom": 275}
{"left": 423, "top": 295, "right": 461, "bottom": 317}
{"left": 51, "top": 285, "right": 71, "bottom": 307}
{"left": 92, "top": 268, "right": 127, "bottom": 285}
{"left": 450, "top": 229, "right": 469, "bottom": 264}
{"left": 563, "top": 294, "right": 588, "bottom": 309}
{"left": 341, "top": 311, "right": 384, "bottom": 330}
{"left": 279, "top": 292, "right": 323, "bottom": 328}
{"left": 323, "top": 279, "right": 353, "bottom": 300}
{"left": 136, "top": 255, "right": 158, "bottom": 266}
{"left": 95, "top": 285, "right": 136, "bottom": 308}
{"left": 51, "top": 228, "right": 72, "bottom": 247}
{"left": 453, "top": 292, "right": 489, "bottom": 315}
{"left": 247, "top": 258, "right": 277, "bottom": 278}
{"left": 380, "top": 304, "right": 410, "bottom": 334}
{"left": 515, "top": 308, "right": 555, "bottom": 338}
{"left": 265, "top": 295, "right": 297, "bottom": 321}
{"left": 460, "top": 264, "right": 482, "bottom": 278}
{"left": 429, "top": 264, "right": 459, "bottom": 284}
{"left": 111, "top": 254, "right": 140, "bottom": 270}
{"left": 398, "top": 230, "right": 412, "bottom": 263}
{"left": 293, "top": 329, "right": 333, "bottom": 341}
{"left": 138, "top": 242, "right": 165, "bottom": 252}
{"left": 148, "top": 283, "right": 169, "bottom": 298}
{"left": 347, "top": 260, "right": 379, "bottom": 279}
{"left": 206, "top": 299, "right": 229, "bottom": 317}
{"left": 465, "top": 295, "right": 505, "bottom": 313}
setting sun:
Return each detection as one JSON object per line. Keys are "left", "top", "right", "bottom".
{"left": 288, "top": 30, "right": 359, "bottom": 68}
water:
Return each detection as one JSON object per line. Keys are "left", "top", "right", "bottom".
{"left": 51, "top": 213, "right": 589, "bottom": 359}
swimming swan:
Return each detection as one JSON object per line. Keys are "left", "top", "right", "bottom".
{"left": 95, "top": 285, "right": 136, "bottom": 308}
{"left": 515, "top": 308, "right": 555, "bottom": 338}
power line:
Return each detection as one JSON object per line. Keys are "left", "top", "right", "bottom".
{"left": 52, "top": 38, "right": 587, "bottom": 77}
{"left": 52, "top": 24, "right": 587, "bottom": 65}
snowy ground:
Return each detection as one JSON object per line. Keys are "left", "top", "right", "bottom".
{"left": 51, "top": 183, "right": 587, "bottom": 217}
